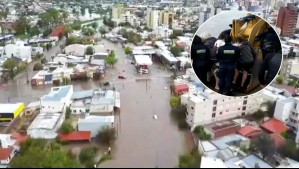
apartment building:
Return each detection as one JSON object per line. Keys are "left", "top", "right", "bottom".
{"left": 280, "top": 58, "right": 299, "bottom": 78}
{"left": 112, "top": 5, "right": 125, "bottom": 21}
{"left": 276, "top": 3, "right": 299, "bottom": 37}
{"left": 181, "top": 90, "right": 263, "bottom": 130}
{"left": 273, "top": 97, "right": 299, "bottom": 144}
{"left": 120, "top": 11, "right": 140, "bottom": 27}
{"left": 159, "top": 11, "right": 175, "bottom": 28}
{"left": 146, "top": 8, "right": 160, "bottom": 30}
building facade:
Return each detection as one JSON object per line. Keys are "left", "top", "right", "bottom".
{"left": 146, "top": 8, "right": 160, "bottom": 30}
{"left": 181, "top": 90, "right": 263, "bottom": 130}
{"left": 276, "top": 3, "right": 298, "bottom": 37}
{"left": 159, "top": 11, "right": 175, "bottom": 28}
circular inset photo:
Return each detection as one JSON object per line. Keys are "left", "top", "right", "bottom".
{"left": 191, "top": 11, "right": 282, "bottom": 97}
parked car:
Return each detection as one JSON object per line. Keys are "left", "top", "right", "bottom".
{"left": 118, "top": 75, "right": 126, "bottom": 79}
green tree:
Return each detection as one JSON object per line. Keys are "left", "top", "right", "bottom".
{"left": 85, "top": 46, "right": 94, "bottom": 55}
{"left": 59, "top": 122, "right": 74, "bottom": 134}
{"left": 170, "top": 96, "right": 180, "bottom": 109}
{"left": 33, "top": 63, "right": 44, "bottom": 71}
{"left": 124, "top": 47, "right": 132, "bottom": 55}
{"left": 3, "top": 59, "right": 17, "bottom": 79}
{"left": 41, "top": 58, "right": 47, "bottom": 64}
{"left": 29, "top": 26, "right": 40, "bottom": 37}
{"left": 66, "top": 36, "right": 78, "bottom": 45}
{"left": 80, "top": 7, "right": 85, "bottom": 15}
{"left": 170, "top": 46, "right": 184, "bottom": 56}
{"left": 83, "top": 27, "right": 95, "bottom": 36}
{"left": 91, "top": 22, "right": 98, "bottom": 29}
{"left": 65, "top": 107, "right": 71, "bottom": 119}
{"left": 106, "top": 51, "right": 118, "bottom": 68}
{"left": 15, "top": 16, "right": 31, "bottom": 35}
{"left": 99, "top": 27, "right": 107, "bottom": 37}
{"left": 276, "top": 75, "right": 285, "bottom": 85}
{"left": 10, "top": 139, "right": 80, "bottom": 168}
{"left": 178, "top": 149, "right": 201, "bottom": 168}
{"left": 64, "top": 25, "right": 73, "bottom": 38}
{"left": 62, "top": 77, "right": 71, "bottom": 85}
{"left": 288, "top": 79, "right": 297, "bottom": 87}
{"left": 278, "top": 139, "right": 299, "bottom": 161}
{"left": 79, "top": 146, "right": 97, "bottom": 166}
{"left": 96, "top": 126, "right": 117, "bottom": 146}
{"left": 193, "top": 125, "right": 212, "bottom": 140}
{"left": 122, "top": 31, "right": 142, "bottom": 45}
{"left": 71, "top": 23, "right": 81, "bottom": 30}
{"left": 250, "top": 134, "right": 276, "bottom": 160}
{"left": 262, "top": 101, "right": 276, "bottom": 118}
{"left": 42, "top": 28, "right": 52, "bottom": 38}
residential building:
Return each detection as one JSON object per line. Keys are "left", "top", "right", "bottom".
{"left": 78, "top": 116, "right": 114, "bottom": 137}
{"left": 237, "top": 126, "right": 263, "bottom": 139}
{"left": 0, "top": 103, "right": 25, "bottom": 123}
{"left": 159, "top": 11, "right": 175, "bottom": 28}
{"left": 4, "top": 42, "right": 32, "bottom": 63}
{"left": 50, "top": 25, "right": 65, "bottom": 41}
{"left": 200, "top": 157, "right": 227, "bottom": 168}
{"left": 280, "top": 58, "right": 299, "bottom": 78}
{"left": 0, "top": 147, "right": 15, "bottom": 165}
{"left": 27, "top": 112, "right": 64, "bottom": 139}
{"left": 154, "top": 26, "right": 173, "bottom": 38}
{"left": 181, "top": 90, "right": 263, "bottom": 130}
{"left": 260, "top": 118, "right": 289, "bottom": 134}
{"left": 112, "top": 5, "right": 125, "bottom": 21}
{"left": 120, "top": 11, "right": 140, "bottom": 27}
{"left": 89, "top": 89, "right": 118, "bottom": 114}
{"left": 31, "top": 67, "right": 73, "bottom": 86}
{"left": 276, "top": 3, "right": 298, "bottom": 37}
{"left": 204, "top": 121, "right": 242, "bottom": 139}
{"left": 40, "top": 85, "right": 73, "bottom": 113}
{"left": 146, "top": 8, "right": 160, "bottom": 30}
{"left": 64, "top": 44, "right": 88, "bottom": 56}
{"left": 58, "top": 131, "right": 91, "bottom": 142}
{"left": 70, "top": 89, "right": 94, "bottom": 114}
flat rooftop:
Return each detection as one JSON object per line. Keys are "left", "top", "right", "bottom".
{"left": 211, "top": 134, "right": 248, "bottom": 150}
{"left": 91, "top": 89, "right": 115, "bottom": 105}
{"left": 206, "top": 121, "right": 240, "bottom": 132}
{"left": 78, "top": 115, "right": 114, "bottom": 123}
{"left": 41, "top": 85, "right": 72, "bottom": 102}
{"left": 28, "top": 112, "right": 62, "bottom": 130}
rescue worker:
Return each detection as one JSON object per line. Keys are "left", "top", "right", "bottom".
{"left": 254, "top": 27, "right": 281, "bottom": 60}
{"left": 191, "top": 35, "right": 210, "bottom": 85}
{"left": 232, "top": 37, "right": 256, "bottom": 92}
{"left": 258, "top": 50, "right": 282, "bottom": 88}
{"left": 201, "top": 33, "right": 217, "bottom": 83}
{"left": 288, "top": 47, "right": 296, "bottom": 59}
{"left": 213, "top": 33, "right": 226, "bottom": 91}
{"left": 216, "top": 36, "right": 241, "bottom": 95}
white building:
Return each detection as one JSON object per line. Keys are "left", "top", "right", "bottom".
{"left": 146, "top": 8, "right": 160, "bottom": 30}
{"left": 40, "top": 85, "right": 73, "bottom": 113}
{"left": 273, "top": 97, "right": 299, "bottom": 144}
{"left": 181, "top": 90, "right": 263, "bottom": 130}
{"left": 4, "top": 42, "right": 32, "bottom": 63}
{"left": 120, "top": 11, "right": 140, "bottom": 27}
{"left": 78, "top": 116, "right": 114, "bottom": 137}
{"left": 64, "top": 44, "right": 88, "bottom": 56}
{"left": 280, "top": 58, "right": 299, "bottom": 78}
{"left": 27, "top": 112, "right": 64, "bottom": 139}
{"left": 154, "top": 26, "right": 173, "bottom": 38}
{"left": 89, "top": 89, "right": 118, "bottom": 114}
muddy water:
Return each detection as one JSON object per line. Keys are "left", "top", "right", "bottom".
{"left": 0, "top": 40, "right": 188, "bottom": 168}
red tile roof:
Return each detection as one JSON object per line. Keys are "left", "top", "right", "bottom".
{"left": 11, "top": 132, "right": 29, "bottom": 145}
{"left": 275, "top": 84, "right": 297, "bottom": 95}
{"left": 0, "top": 148, "right": 13, "bottom": 160}
{"left": 59, "top": 131, "right": 91, "bottom": 142}
{"left": 176, "top": 41, "right": 187, "bottom": 47}
{"left": 50, "top": 25, "right": 65, "bottom": 37}
{"left": 237, "top": 126, "right": 263, "bottom": 138}
{"left": 174, "top": 84, "right": 189, "bottom": 92}
{"left": 260, "top": 118, "right": 289, "bottom": 134}
{"left": 270, "top": 133, "right": 285, "bottom": 148}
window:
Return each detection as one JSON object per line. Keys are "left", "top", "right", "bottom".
{"left": 86, "top": 109, "right": 90, "bottom": 113}
{"left": 42, "top": 106, "right": 45, "bottom": 109}
{"left": 191, "top": 107, "right": 194, "bottom": 110}
{"left": 243, "top": 100, "right": 247, "bottom": 105}
{"left": 226, "top": 109, "right": 229, "bottom": 112}
{"left": 242, "top": 112, "right": 245, "bottom": 116}
{"left": 213, "top": 100, "right": 217, "bottom": 105}
{"left": 213, "top": 107, "right": 216, "bottom": 111}
{"left": 242, "top": 106, "right": 246, "bottom": 111}
{"left": 212, "top": 113, "right": 216, "bottom": 118}
{"left": 238, "top": 108, "right": 240, "bottom": 110}
{"left": 220, "top": 112, "right": 223, "bottom": 115}
{"left": 73, "top": 110, "right": 76, "bottom": 113}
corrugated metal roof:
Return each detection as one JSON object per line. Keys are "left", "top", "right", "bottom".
{"left": 72, "top": 90, "right": 94, "bottom": 100}
{"left": 78, "top": 115, "right": 114, "bottom": 123}
{"left": 42, "top": 85, "right": 72, "bottom": 102}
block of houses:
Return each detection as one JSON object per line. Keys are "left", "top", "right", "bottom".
{"left": 64, "top": 44, "right": 88, "bottom": 56}
{"left": 50, "top": 25, "right": 65, "bottom": 41}
{"left": 4, "top": 42, "right": 32, "bottom": 63}
{"left": 27, "top": 85, "right": 73, "bottom": 139}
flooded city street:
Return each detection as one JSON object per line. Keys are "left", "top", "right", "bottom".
{"left": 0, "top": 39, "right": 188, "bottom": 167}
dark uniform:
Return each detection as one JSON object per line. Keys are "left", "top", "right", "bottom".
{"left": 216, "top": 42, "right": 241, "bottom": 95}
{"left": 258, "top": 51, "right": 282, "bottom": 86}
{"left": 288, "top": 48, "right": 296, "bottom": 59}
{"left": 191, "top": 38, "right": 210, "bottom": 85}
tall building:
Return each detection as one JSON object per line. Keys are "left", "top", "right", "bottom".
{"left": 112, "top": 5, "right": 125, "bottom": 20}
{"left": 181, "top": 90, "right": 263, "bottom": 130}
{"left": 159, "top": 11, "right": 175, "bottom": 28}
{"left": 276, "top": 3, "right": 299, "bottom": 37}
{"left": 146, "top": 8, "right": 160, "bottom": 29}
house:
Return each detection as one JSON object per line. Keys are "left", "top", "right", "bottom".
{"left": 4, "top": 42, "right": 32, "bottom": 63}
{"left": 0, "top": 103, "right": 25, "bottom": 123}
{"left": 237, "top": 126, "right": 263, "bottom": 139}
{"left": 27, "top": 112, "right": 64, "bottom": 139}
{"left": 181, "top": 89, "right": 262, "bottom": 130}
{"left": 58, "top": 131, "right": 91, "bottom": 142}
{"left": 89, "top": 89, "right": 119, "bottom": 115}
{"left": 260, "top": 118, "right": 289, "bottom": 134}
{"left": 204, "top": 121, "right": 241, "bottom": 139}
{"left": 50, "top": 25, "right": 65, "bottom": 41}
{"left": 71, "top": 89, "right": 93, "bottom": 114}
{"left": 173, "top": 84, "right": 189, "bottom": 96}
{"left": 40, "top": 85, "right": 73, "bottom": 113}
{"left": 64, "top": 44, "right": 88, "bottom": 56}
{"left": 0, "top": 147, "right": 14, "bottom": 165}
{"left": 78, "top": 116, "right": 114, "bottom": 137}
{"left": 200, "top": 156, "right": 227, "bottom": 168}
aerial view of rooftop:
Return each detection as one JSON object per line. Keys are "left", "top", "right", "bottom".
{"left": 0, "top": 0, "right": 299, "bottom": 168}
